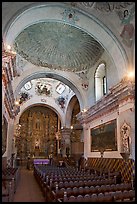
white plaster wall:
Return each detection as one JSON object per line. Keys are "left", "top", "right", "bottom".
{"left": 83, "top": 123, "right": 90, "bottom": 159}
{"left": 2, "top": 111, "right": 10, "bottom": 158}
{"left": 2, "top": 82, "right": 11, "bottom": 124}
{"left": 5, "top": 119, "right": 14, "bottom": 161}
{"left": 87, "top": 51, "right": 118, "bottom": 107}
{"left": 86, "top": 111, "right": 122, "bottom": 158}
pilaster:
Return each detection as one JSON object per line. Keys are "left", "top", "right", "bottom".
{"left": 61, "top": 127, "right": 71, "bottom": 157}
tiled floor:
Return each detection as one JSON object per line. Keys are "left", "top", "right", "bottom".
{"left": 13, "top": 167, "right": 45, "bottom": 202}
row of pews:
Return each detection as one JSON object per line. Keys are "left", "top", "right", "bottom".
{"left": 2, "top": 167, "right": 20, "bottom": 202}
{"left": 33, "top": 164, "right": 135, "bottom": 202}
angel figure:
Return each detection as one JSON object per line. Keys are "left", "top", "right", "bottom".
{"left": 119, "top": 6, "right": 135, "bottom": 47}
{"left": 79, "top": 71, "right": 89, "bottom": 90}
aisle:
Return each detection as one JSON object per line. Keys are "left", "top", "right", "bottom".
{"left": 13, "top": 167, "right": 45, "bottom": 202}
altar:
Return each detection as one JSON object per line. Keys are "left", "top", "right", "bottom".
{"left": 33, "top": 158, "right": 50, "bottom": 165}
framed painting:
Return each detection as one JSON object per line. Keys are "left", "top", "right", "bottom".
{"left": 91, "top": 119, "right": 117, "bottom": 152}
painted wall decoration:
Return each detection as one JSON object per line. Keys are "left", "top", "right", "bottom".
{"left": 16, "top": 54, "right": 27, "bottom": 72}
{"left": 4, "top": 87, "right": 15, "bottom": 119}
{"left": 57, "top": 96, "right": 66, "bottom": 109}
{"left": 88, "top": 157, "right": 135, "bottom": 183}
{"left": 91, "top": 119, "right": 117, "bottom": 151}
{"left": 120, "top": 121, "right": 131, "bottom": 153}
{"left": 35, "top": 81, "right": 52, "bottom": 96}
{"left": 80, "top": 2, "right": 133, "bottom": 12}
{"left": 80, "top": 71, "right": 89, "bottom": 90}
{"left": 61, "top": 8, "right": 79, "bottom": 24}
{"left": 117, "top": 6, "right": 135, "bottom": 47}
{"left": 2, "top": 115, "right": 8, "bottom": 155}
{"left": 18, "top": 92, "right": 31, "bottom": 105}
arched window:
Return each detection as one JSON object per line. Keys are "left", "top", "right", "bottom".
{"left": 95, "top": 63, "right": 107, "bottom": 101}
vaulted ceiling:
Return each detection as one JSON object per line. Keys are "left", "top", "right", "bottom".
{"left": 13, "top": 21, "right": 104, "bottom": 72}
{"left": 2, "top": 2, "right": 134, "bottom": 73}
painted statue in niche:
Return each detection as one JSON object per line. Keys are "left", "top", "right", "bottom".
{"left": 119, "top": 6, "right": 135, "bottom": 47}
{"left": 120, "top": 121, "right": 131, "bottom": 153}
{"left": 35, "top": 139, "right": 40, "bottom": 149}
{"left": 36, "top": 112, "right": 41, "bottom": 129}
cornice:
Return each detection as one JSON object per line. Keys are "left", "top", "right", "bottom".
{"left": 77, "top": 78, "right": 135, "bottom": 124}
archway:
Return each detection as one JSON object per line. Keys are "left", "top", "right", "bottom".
{"left": 13, "top": 70, "right": 86, "bottom": 110}
{"left": 15, "top": 105, "right": 61, "bottom": 164}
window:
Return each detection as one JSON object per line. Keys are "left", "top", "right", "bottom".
{"left": 103, "top": 76, "right": 107, "bottom": 95}
{"left": 24, "top": 81, "right": 32, "bottom": 90}
{"left": 56, "top": 83, "right": 66, "bottom": 94}
{"left": 95, "top": 63, "right": 107, "bottom": 101}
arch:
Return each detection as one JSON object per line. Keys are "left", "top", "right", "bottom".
{"left": 15, "top": 100, "right": 65, "bottom": 127}
{"left": 3, "top": 2, "right": 128, "bottom": 80}
{"left": 65, "top": 95, "right": 79, "bottom": 127}
{"left": 15, "top": 104, "right": 60, "bottom": 158}
{"left": 13, "top": 70, "right": 85, "bottom": 110}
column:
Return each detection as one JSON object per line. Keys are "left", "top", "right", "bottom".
{"left": 57, "top": 117, "right": 61, "bottom": 155}
{"left": 130, "top": 106, "right": 135, "bottom": 160}
{"left": 61, "top": 127, "right": 71, "bottom": 157}
{"left": 83, "top": 123, "right": 90, "bottom": 158}
{"left": 6, "top": 119, "right": 15, "bottom": 166}
{"left": 2, "top": 82, "right": 5, "bottom": 118}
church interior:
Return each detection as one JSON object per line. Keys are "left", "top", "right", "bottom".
{"left": 2, "top": 2, "right": 135, "bottom": 202}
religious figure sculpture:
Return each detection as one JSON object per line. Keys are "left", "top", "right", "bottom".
{"left": 120, "top": 122, "right": 131, "bottom": 153}
{"left": 35, "top": 139, "right": 40, "bottom": 149}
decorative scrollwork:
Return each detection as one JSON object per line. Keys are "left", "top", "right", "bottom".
{"left": 80, "top": 2, "right": 133, "bottom": 12}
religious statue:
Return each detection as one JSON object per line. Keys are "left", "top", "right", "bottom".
{"left": 35, "top": 139, "right": 40, "bottom": 149}
{"left": 120, "top": 122, "right": 131, "bottom": 153}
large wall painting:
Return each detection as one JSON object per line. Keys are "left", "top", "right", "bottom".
{"left": 91, "top": 119, "right": 117, "bottom": 152}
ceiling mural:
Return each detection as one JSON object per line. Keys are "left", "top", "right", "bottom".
{"left": 79, "top": 2, "right": 133, "bottom": 12}
{"left": 117, "top": 5, "right": 135, "bottom": 48}
{"left": 13, "top": 21, "right": 104, "bottom": 72}
{"left": 35, "top": 82, "right": 52, "bottom": 96}
{"left": 61, "top": 8, "right": 79, "bottom": 24}
{"left": 18, "top": 92, "right": 32, "bottom": 105}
